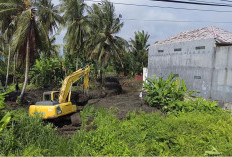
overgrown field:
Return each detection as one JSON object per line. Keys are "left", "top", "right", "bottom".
{"left": 1, "top": 106, "right": 232, "bottom": 156}
{"left": 1, "top": 74, "right": 232, "bottom": 156}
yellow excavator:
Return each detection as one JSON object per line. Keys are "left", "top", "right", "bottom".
{"left": 29, "top": 66, "right": 90, "bottom": 124}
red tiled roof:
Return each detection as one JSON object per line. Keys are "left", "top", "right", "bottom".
{"left": 155, "top": 26, "right": 232, "bottom": 45}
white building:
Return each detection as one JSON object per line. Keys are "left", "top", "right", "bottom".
{"left": 148, "top": 26, "right": 232, "bottom": 102}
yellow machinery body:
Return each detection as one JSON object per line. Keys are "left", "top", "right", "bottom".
{"left": 29, "top": 66, "right": 90, "bottom": 119}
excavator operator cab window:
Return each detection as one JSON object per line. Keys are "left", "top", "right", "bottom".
{"left": 53, "top": 92, "right": 59, "bottom": 102}
{"left": 44, "top": 93, "right": 51, "bottom": 101}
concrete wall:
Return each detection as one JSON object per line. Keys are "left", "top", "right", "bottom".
{"left": 148, "top": 38, "right": 232, "bottom": 102}
{"left": 143, "top": 68, "right": 148, "bottom": 82}
{"left": 211, "top": 46, "right": 232, "bottom": 102}
{"left": 148, "top": 38, "right": 216, "bottom": 98}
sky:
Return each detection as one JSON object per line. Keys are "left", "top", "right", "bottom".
{"left": 53, "top": 0, "right": 232, "bottom": 45}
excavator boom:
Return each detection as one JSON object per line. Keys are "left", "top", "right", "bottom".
{"left": 58, "top": 66, "right": 90, "bottom": 103}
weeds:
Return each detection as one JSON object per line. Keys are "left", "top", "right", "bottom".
{"left": 0, "top": 106, "right": 232, "bottom": 156}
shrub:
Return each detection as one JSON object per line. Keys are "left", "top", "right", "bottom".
{"left": 143, "top": 73, "right": 225, "bottom": 114}
{"left": 168, "top": 97, "right": 222, "bottom": 114}
{"left": 143, "top": 73, "right": 192, "bottom": 109}
{"left": 30, "top": 56, "right": 64, "bottom": 88}
{"left": 0, "top": 109, "right": 71, "bottom": 156}
{"left": 0, "top": 93, "right": 11, "bottom": 134}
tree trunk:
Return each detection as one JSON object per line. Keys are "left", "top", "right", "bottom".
{"left": 101, "top": 61, "right": 105, "bottom": 87}
{"left": 13, "top": 54, "right": 16, "bottom": 84}
{"left": 20, "top": 38, "right": 30, "bottom": 99}
{"left": 4, "top": 45, "right": 11, "bottom": 89}
{"left": 76, "top": 53, "right": 79, "bottom": 70}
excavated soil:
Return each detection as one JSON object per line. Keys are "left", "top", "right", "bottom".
{"left": 4, "top": 76, "right": 158, "bottom": 135}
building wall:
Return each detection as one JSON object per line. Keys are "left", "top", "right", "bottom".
{"left": 148, "top": 38, "right": 216, "bottom": 98}
{"left": 211, "top": 46, "right": 232, "bottom": 102}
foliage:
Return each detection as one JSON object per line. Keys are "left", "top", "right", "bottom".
{"left": 35, "top": 0, "right": 63, "bottom": 34}
{"left": 0, "top": 112, "right": 11, "bottom": 132}
{"left": 0, "top": 93, "right": 11, "bottom": 136}
{"left": 0, "top": 109, "right": 72, "bottom": 156}
{"left": 0, "top": 0, "right": 63, "bottom": 98}
{"left": 143, "top": 73, "right": 223, "bottom": 113}
{"left": 204, "top": 147, "right": 222, "bottom": 156}
{"left": 30, "top": 55, "right": 64, "bottom": 88}
{"left": 113, "top": 51, "right": 135, "bottom": 77}
{"left": 143, "top": 73, "right": 191, "bottom": 109}
{"left": 87, "top": 0, "right": 127, "bottom": 85}
{"left": 168, "top": 97, "right": 222, "bottom": 114}
{"left": 0, "top": 106, "right": 232, "bottom": 156}
{"left": 61, "top": 0, "right": 89, "bottom": 69}
{"left": 0, "top": 93, "right": 5, "bottom": 111}
{"left": 73, "top": 107, "right": 232, "bottom": 156}
{"left": 130, "top": 30, "right": 150, "bottom": 75}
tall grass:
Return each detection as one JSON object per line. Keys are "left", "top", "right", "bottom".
{"left": 1, "top": 106, "right": 232, "bottom": 156}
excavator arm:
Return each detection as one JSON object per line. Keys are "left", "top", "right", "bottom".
{"left": 58, "top": 66, "right": 90, "bottom": 103}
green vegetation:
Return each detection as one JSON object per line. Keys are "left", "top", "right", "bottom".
{"left": 1, "top": 0, "right": 232, "bottom": 156}
{"left": 0, "top": 0, "right": 150, "bottom": 92}
{"left": 130, "top": 30, "right": 150, "bottom": 75}
{"left": 30, "top": 55, "right": 64, "bottom": 88}
{"left": 0, "top": 75, "right": 231, "bottom": 156}
{"left": 114, "top": 30, "right": 150, "bottom": 77}
{"left": 0, "top": 106, "right": 231, "bottom": 156}
{"left": 144, "top": 73, "right": 190, "bottom": 110}
{"left": 144, "top": 73, "right": 222, "bottom": 113}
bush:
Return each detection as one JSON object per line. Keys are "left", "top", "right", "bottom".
{"left": 143, "top": 73, "right": 224, "bottom": 114}
{"left": 0, "top": 109, "right": 71, "bottom": 156}
{"left": 0, "top": 93, "right": 11, "bottom": 134}
{"left": 143, "top": 73, "right": 192, "bottom": 109}
{"left": 168, "top": 97, "right": 222, "bottom": 114}
{"left": 30, "top": 56, "right": 64, "bottom": 88}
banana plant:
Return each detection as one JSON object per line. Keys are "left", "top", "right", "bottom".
{"left": 0, "top": 112, "right": 11, "bottom": 133}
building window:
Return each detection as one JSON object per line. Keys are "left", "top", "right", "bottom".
{"left": 174, "top": 48, "right": 182, "bottom": 52}
{"left": 195, "top": 46, "right": 205, "bottom": 50}
{"left": 158, "top": 50, "right": 164, "bottom": 53}
{"left": 194, "top": 76, "right": 201, "bottom": 79}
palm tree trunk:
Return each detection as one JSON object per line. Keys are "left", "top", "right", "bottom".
{"left": 4, "top": 45, "right": 11, "bottom": 89}
{"left": 76, "top": 53, "right": 79, "bottom": 70}
{"left": 20, "top": 38, "right": 30, "bottom": 99}
{"left": 101, "top": 61, "right": 105, "bottom": 87}
{"left": 13, "top": 54, "right": 16, "bottom": 84}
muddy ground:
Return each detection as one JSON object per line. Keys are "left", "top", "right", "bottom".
{"left": 4, "top": 76, "right": 158, "bottom": 135}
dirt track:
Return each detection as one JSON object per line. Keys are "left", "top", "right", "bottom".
{"left": 88, "top": 89, "right": 158, "bottom": 120}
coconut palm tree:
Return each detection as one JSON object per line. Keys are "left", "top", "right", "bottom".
{"left": 0, "top": 0, "right": 50, "bottom": 98}
{"left": 61, "top": 0, "right": 89, "bottom": 70}
{"left": 35, "top": 0, "right": 63, "bottom": 35}
{"left": 1, "top": 0, "right": 63, "bottom": 98}
{"left": 0, "top": 1, "right": 18, "bottom": 89}
{"left": 130, "top": 30, "right": 150, "bottom": 75}
{"left": 87, "top": 0, "right": 126, "bottom": 86}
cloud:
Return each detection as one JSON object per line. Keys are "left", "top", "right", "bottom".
{"left": 53, "top": 0, "right": 232, "bottom": 45}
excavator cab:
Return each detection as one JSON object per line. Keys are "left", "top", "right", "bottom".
{"left": 43, "top": 91, "right": 59, "bottom": 102}
{"left": 30, "top": 91, "right": 77, "bottom": 119}
{"left": 35, "top": 91, "right": 60, "bottom": 106}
